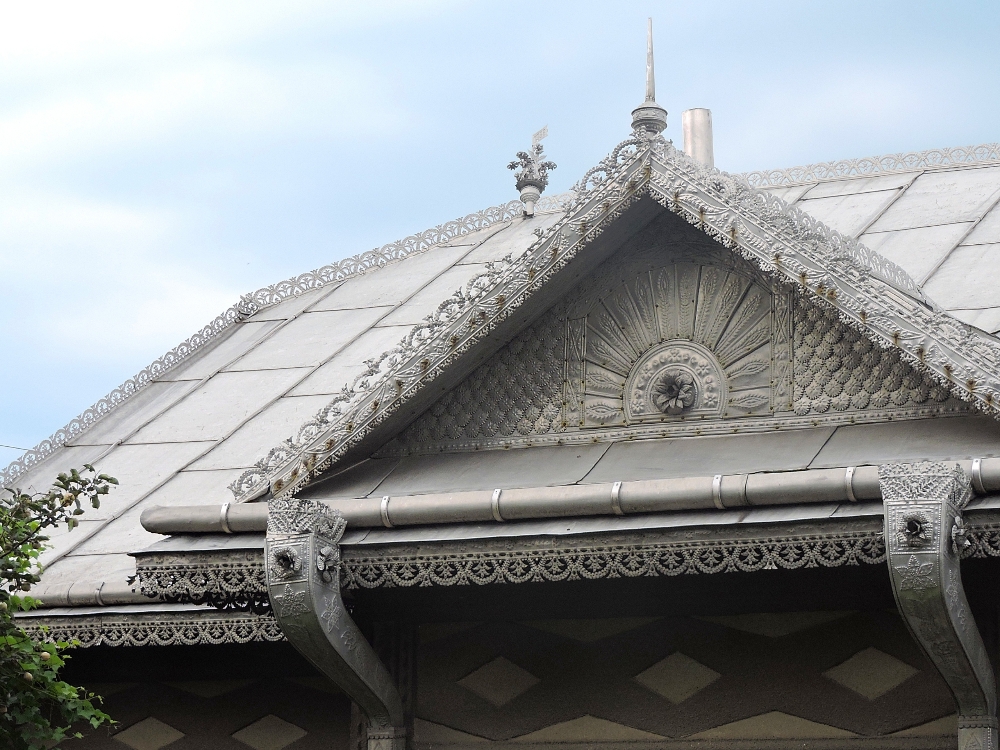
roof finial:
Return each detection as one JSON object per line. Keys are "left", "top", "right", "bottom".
{"left": 645, "top": 17, "right": 656, "bottom": 103}
{"left": 508, "top": 126, "right": 556, "bottom": 217}
{"left": 631, "top": 18, "right": 668, "bottom": 136}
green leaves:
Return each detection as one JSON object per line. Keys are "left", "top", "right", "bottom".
{"left": 1, "top": 467, "right": 118, "bottom": 749}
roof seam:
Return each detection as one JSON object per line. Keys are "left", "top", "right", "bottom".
{"left": 852, "top": 171, "right": 922, "bottom": 239}
{"left": 920, "top": 188, "right": 1000, "bottom": 288}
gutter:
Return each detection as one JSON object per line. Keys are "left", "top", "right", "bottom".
{"left": 140, "top": 458, "right": 1000, "bottom": 535}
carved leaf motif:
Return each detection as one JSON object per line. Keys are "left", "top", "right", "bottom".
{"left": 728, "top": 391, "right": 770, "bottom": 409}
{"left": 585, "top": 398, "right": 624, "bottom": 424}
{"left": 609, "top": 289, "right": 649, "bottom": 357}
{"left": 653, "top": 266, "right": 676, "bottom": 341}
{"left": 716, "top": 318, "right": 771, "bottom": 366}
{"left": 726, "top": 359, "right": 769, "bottom": 380}
{"left": 705, "top": 274, "right": 747, "bottom": 348}
{"left": 693, "top": 266, "right": 722, "bottom": 344}
{"left": 586, "top": 366, "right": 625, "bottom": 397}
{"left": 586, "top": 327, "right": 633, "bottom": 375}
{"left": 630, "top": 273, "right": 660, "bottom": 346}
{"left": 677, "top": 264, "right": 700, "bottom": 338}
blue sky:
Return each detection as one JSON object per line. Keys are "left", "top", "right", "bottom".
{"left": 2, "top": 0, "right": 999, "bottom": 466}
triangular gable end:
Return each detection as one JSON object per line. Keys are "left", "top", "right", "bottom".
{"left": 232, "top": 133, "right": 1000, "bottom": 502}
{"left": 390, "top": 212, "right": 964, "bottom": 456}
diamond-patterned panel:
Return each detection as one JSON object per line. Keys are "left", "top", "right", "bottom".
{"left": 634, "top": 652, "right": 720, "bottom": 704}
{"left": 525, "top": 618, "right": 656, "bottom": 643}
{"left": 823, "top": 647, "right": 919, "bottom": 699}
{"left": 458, "top": 656, "right": 540, "bottom": 707}
{"left": 165, "top": 679, "right": 256, "bottom": 698}
{"left": 232, "top": 714, "right": 308, "bottom": 750}
{"left": 113, "top": 717, "right": 185, "bottom": 750}
{"left": 698, "top": 611, "right": 850, "bottom": 637}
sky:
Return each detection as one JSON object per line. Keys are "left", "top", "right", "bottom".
{"left": 2, "top": 0, "right": 999, "bottom": 467}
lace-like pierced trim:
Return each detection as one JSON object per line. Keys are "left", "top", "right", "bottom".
{"left": 341, "top": 532, "right": 888, "bottom": 589}
{"left": 19, "top": 610, "right": 283, "bottom": 648}
{"left": 741, "top": 142, "right": 1000, "bottom": 187}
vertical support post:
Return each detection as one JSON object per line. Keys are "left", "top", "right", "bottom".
{"left": 880, "top": 462, "right": 998, "bottom": 750}
{"left": 266, "top": 498, "right": 406, "bottom": 750}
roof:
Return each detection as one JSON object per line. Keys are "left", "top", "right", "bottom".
{"left": 7, "top": 136, "right": 1000, "bottom": 609}
{"left": 745, "top": 142, "right": 1000, "bottom": 333}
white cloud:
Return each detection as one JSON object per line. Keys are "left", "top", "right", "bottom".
{"left": 0, "top": 192, "right": 239, "bottom": 367}
{"left": 0, "top": 56, "right": 408, "bottom": 175}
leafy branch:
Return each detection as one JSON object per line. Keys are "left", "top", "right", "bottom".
{"left": 1, "top": 466, "right": 118, "bottom": 749}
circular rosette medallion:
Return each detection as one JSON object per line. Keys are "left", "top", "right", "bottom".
{"left": 625, "top": 341, "right": 726, "bottom": 422}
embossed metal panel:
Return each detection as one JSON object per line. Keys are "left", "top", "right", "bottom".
{"left": 584, "top": 429, "right": 836, "bottom": 483}
{"left": 810, "top": 417, "right": 1000, "bottom": 468}
{"left": 374, "top": 444, "right": 611, "bottom": 495}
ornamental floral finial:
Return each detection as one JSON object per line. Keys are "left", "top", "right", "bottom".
{"left": 508, "top": 126, "right": 556, "bottom": 217}
{"left": 631, "top": 18, "right": 668, "bottom": 137}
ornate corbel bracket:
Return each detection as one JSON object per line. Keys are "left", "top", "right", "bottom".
{"left": 265, "top": 498, "right": 405, "bottom": 750}
{"left": 880, "top": 462, "right": 998, "bottom": 750}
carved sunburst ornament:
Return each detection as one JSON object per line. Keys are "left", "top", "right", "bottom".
{"left": 581, "top": 261, "right": 778, "bottom": 426}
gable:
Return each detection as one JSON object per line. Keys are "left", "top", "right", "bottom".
{"left": 236, "top": 133, "right": 1000, "bottom": 502}
{"left": 390, "top": 213, "right": 963, "bottom": 457}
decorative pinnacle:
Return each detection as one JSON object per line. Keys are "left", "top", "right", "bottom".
{"left": 631, "top": 18, "right": 668, "bottom": 136}
{"left": 508, "top": 126, "right": 556, "bottom": 217}
{"left": 645, "top": 17, "right": 656, "bottom": 102}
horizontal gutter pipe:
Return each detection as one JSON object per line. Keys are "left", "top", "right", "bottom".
{"left": 140, "top": 458, "right": 1000, "bottom": 536}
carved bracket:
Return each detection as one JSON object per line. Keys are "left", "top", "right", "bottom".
{"left": 265, "top": 498, "right": 405, "bottom": 750}
{"left": 881, "top": 462, "right": 998, "bottom": 750}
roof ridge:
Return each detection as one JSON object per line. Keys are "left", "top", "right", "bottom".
{"left": 1, "top": 198, "right": 543, "bottom": 488}
{"left": 740, "top": 141, "right": 1000, "bottom": 188}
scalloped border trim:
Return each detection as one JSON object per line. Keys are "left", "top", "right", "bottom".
{"left": 740, "top": 142, "right": 1000, "bottom": 188}
{"left": 19, "top": 609, "right": 283, "bottom": 648}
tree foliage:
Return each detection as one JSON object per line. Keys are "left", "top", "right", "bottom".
{"left": 1, "top": 466, "right": 118, "bottom": 749}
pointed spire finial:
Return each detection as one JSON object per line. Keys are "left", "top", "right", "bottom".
{"left": 631, "top": 18, "right": 667, "bottom": 136}
{"left": 645, "top": 17, "right": 656, "bottom": 103}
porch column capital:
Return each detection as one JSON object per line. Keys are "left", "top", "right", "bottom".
{"left": 265, "top": 497, "right": 405, "bottom": 750}
{"left": 880, "top": 461, "right": 997, "bottom": 750}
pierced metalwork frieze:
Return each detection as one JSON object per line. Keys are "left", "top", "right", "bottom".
{"left": 741, "top": 142, "right": 1000, "bottom": 188}
{"left": 340, "top": 524, "right": 887, "bottom": 590}
{"left": 21, "top": 610, "right": 284, "bottom": 648}
{"left": 134, "top": 549, "right": 269, "bottom": 613}
{"left": 1, "top": 197, "right": 531, "bottom": 488}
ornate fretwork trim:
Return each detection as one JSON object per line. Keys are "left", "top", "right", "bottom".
{"left": 1, "top": 197, "right": 551, "bottom": 488}
{"left": 132, "top": 518, "right": 1000, "bottom": 603}
{"left": 20, "top": 610, "right": 284, "bottom": 648}
{"left": 232, "top": 132, "right": 1000, "bottom": 503}
{"left": 740, "top": 142, "right": 1000, "bottom": 188}
{"left": 134, "top": 550, "right": 268, "bottom": 613}
{"left": 36, "top": 517, "right": 1000, "bottom": 648}
{"left": 340, "top": 530, "right": 887, "bottom": 589}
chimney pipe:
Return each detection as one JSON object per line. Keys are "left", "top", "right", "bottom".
{"left": 682, "top": 108, "right": 714, "bottom": 168}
